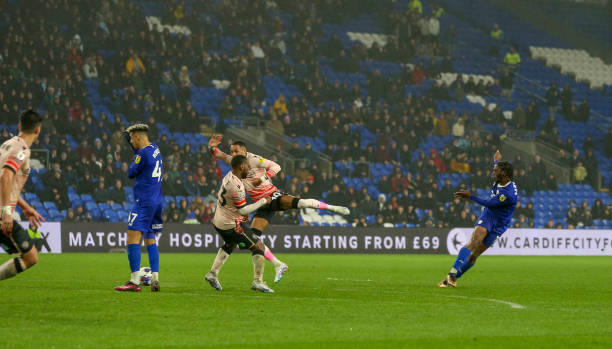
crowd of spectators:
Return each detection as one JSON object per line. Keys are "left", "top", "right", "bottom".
{"left": 0, "top": 0, "right": 609, "bottom": 228}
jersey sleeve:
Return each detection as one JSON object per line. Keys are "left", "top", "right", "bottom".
{"left": 128, "top": 150, "right": 146, "bottom": 179}
{"left": 470, "top": 189, "right": 516, "bottom": 208}
{"left": 253, "top": 155, "right": 281, "bottom": 178}
{"left": 3, "top": 146, "right": 26, "bottom": 173}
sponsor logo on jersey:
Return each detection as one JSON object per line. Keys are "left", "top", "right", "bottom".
{"left": 135, "top": 155, "right": 141, "bottom": 164}
{"left": 499, "top": 194, "right": 506, "bottom": 202}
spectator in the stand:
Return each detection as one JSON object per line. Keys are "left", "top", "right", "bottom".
{"left": 512, "top": 103, "right": 526, "bottom": 129}
{"left": 577, "top": 99, "right": 590, "bottom": 122}
{"left": 83, "top": 57, "right": 98, "bottom": 79}
{"left": 503, "top": 46, "right": 520, "bottom": 70}
{"left": 546, "top": 220, "right": 555, "bottom": 229}
{"left": 602, "top": 205, "right": 612, "bottom": 220}
{"left": 272, "top": 94, "right": 288, "bottom": 117}
{"left": 451, "top": 118, "right": 465, "bottom": 137}
{"left": 572, "top": 161, "right": 587, "bottom": 184}
{"left": 581, "top": 209, "right": 594, "bottom": 227}
{"left": 591, "top": 199, "right": 605, "bottom": 220}
{"left": 434, "top": 113, "right": 450, "bottom": 136}
{"left": 409, "top": 0, "right": 423, "bottom": 14}
{"left": 326, "top": 184, "right": 348, "bottom": 207}
{"left": 359, "top": 194, "right": 377, "bottom": 216}
{"left": 177, "top": 66, "right": 192, "bottom": 102}
{"left": 266, "top": 113, "right": 284, "bottom": 134}
{"left": 126, "top": 53, "right": 146, "bottom": 74}
{"left": 500, "top": 71, "right": 513, "bottom": 101}
{"left": 450, "top": 153, "right": 470, "bottom": 173}
{"left": 605, "top": 128, "right": 612, "bottom": 158}
{"left": 525, "top": 101, "right": 540, "bottom": 130}
{"left": 560, "top": 85, "right": 573, "bottom": 116}
{"left": 545, "top": 83, "right": 560, "bottom": 114}
{"left": 542, "top": 172, "right": 558, "bottom": 191}
{"left": 583, "top": 149, "right": 599, "bottom": 188}
{"left": 489, "top": 23, "right": 503, "bottom": 55}
{"left": 110, "top": 180, "right": 126, "bottom": 205}
{"left": 93, "top": 181, "right": 111, "bottom": 203}
{"left": 77, "top": 172, "right": 96, "bottom": 194}
{"left": 532, "top": 155, "right": 546, "bottom": 180}
{"left": 75, "top": 205, "right": 92, "bottom": 222}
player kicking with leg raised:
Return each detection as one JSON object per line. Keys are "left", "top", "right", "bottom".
{"left": 205, "top": 155, "right": 274, "bottom": 293}
{"left": 208, "top": 135, "right": 350, "bottom": 284}
{"left": 115, "top": 124, "right": 163, "bottom": 292}
{"left": 0, "top": 110, "right": 46, "bottom": 281}
{"left": 439, "top": 150, "right": 518, "bottom": 288}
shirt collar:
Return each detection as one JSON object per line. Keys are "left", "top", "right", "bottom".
{"left": 497, "top": 181, "right": 511, "bottom": 188}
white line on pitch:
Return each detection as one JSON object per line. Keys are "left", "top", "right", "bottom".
{"left": 435, "top": 294, "right": 525, "bottom": 309}
{"left": 325, "top": 277, "right": 372, "bottom": 282}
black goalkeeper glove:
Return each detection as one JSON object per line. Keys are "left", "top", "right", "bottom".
{"left": 122, "top": 131, "right": 137, "bottom": 153}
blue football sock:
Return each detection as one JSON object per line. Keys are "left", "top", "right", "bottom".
{"left": 146, "top": 244, "right": 160, "bottom": 273}
{"left": 127, "top": 244, "right": 141, "bottom": 273}
{"left": 451, "top": 247, "right": 471, "bottom": 273}
{"left": 456, "top": 261, "right": 474, "bottom": 278}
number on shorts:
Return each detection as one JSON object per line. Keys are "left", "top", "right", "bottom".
{"left": 128, "top": 213, "right": 139, "bottom": 226}
{"left": 270, "top": 191, "right": 282, "bottom": 200}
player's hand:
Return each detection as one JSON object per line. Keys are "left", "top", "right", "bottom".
{"left": 252, "top": 177, "right": 263, "bottom": 187}
{"left": 454, "top": 190, "right": 471, "bottom": 199}
{"left": 24, "top": 206, "right": 45, "bottom": 231}
{"left": 122, "top": 130, "right": 131, "bottom": 145}
{"left": 208, "top": 134, "right": 223, "bottom": 148}
{"left": 1, "top": 213, "right": 13, "bottom": 236}
{"left": 263, "top": 196, "right": 272, "bottom": 205}
{"left": 494, "top": 150, "right": 502, "bottom": 162}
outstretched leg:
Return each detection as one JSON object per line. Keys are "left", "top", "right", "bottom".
{"left": 439, "top": 226, "right": 489, "bottom": 288}
{"left": 279, "top": 195, "right": 350, "bottom": 215}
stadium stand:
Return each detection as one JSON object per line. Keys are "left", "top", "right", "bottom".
{"left": 1, "top": 0, "right": 611, "bottom": 229}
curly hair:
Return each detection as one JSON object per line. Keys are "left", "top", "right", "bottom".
{"left": 496, "top": 161, "right": 514, "bottom": 180}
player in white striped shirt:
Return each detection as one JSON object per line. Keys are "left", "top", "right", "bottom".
{"left": 207, "top": 135, "right": 349, "bottom": 284}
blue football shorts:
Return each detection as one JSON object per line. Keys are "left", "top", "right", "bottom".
{"left": 127, "top": 202, "right": 163, "bottom": 239}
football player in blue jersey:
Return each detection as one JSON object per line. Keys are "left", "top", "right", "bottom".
{"left": 439, "top": 150, "right": 518, "bottom": 288}
{"left": 115, "top": 124, "right": 163, "bottom": 292}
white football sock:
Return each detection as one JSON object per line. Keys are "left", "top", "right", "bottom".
{"left": 297, "top": 199, "right": 322, "bottom": 209}
{"left": 264, "top": 246, "right": 284, "bottom": 268}
{"left": 210, "top": 248, "right": 230, "bottom": 276}
{"left": 252, "top": 254, "right": 265, "bottom": 283}
{"left": 0, "top": 257, "right": 26, "bottom": 281}
{"left": 130, "top": 271, "right": 141, "bottom": 285}
{"left": 152, "top": 272, "right": 159, "bottom": 282}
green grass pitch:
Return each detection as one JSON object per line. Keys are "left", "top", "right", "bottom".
{"left": 0, "top": 253, "right": 610, "bottom": 348}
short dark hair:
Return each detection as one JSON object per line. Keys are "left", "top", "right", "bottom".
{"left": 231, "top": 141, "right": 247, "bottom": 149}
{"left": 497, "top": 161, "right": 514, "bottom": 180}
{"left": 231, "top": 154, "right": 247, "bottom": 168}
{"left": 19, "top": 110, "right": 42, "bottom": 133}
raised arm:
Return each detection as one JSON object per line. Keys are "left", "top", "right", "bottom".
{"left": 208, "top": 134, "right": 232, "bottom": 165}
{"left": 237, "top": 197, "right": 272, "bottom": 216}
{"left": 493, "top": 150, "right": 502, "bottom": 164}
{"left": 254, "top": 155, "right": 281, "bottom": 180}
{"left": 128, "top": 152, "right": 145, "bottom": 179}
{"left": 454, "top": 189, "right": 515, "bottom": 209}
